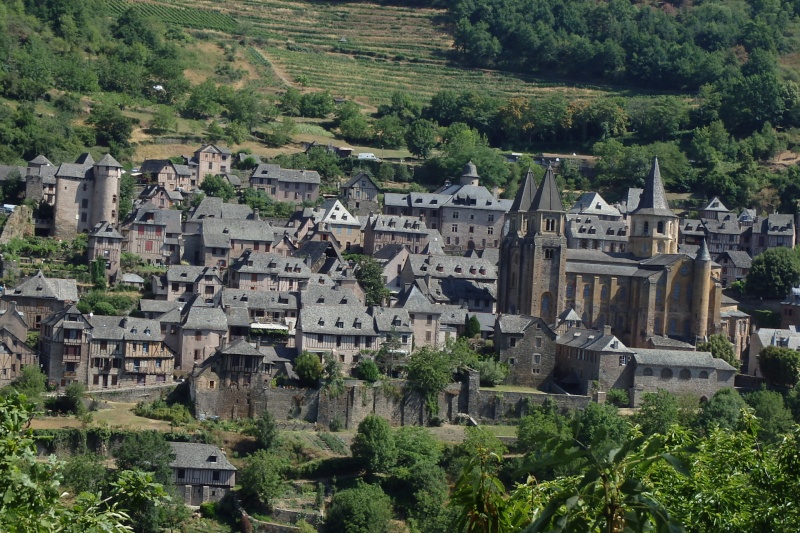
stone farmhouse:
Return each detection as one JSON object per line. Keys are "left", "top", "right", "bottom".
{"left": 1, "top": 271, "right": 78, "bottom": 329}
{"left": 249, "top": 163, "right": 320, "bottom": 203}
{"left": 121, "top": 203, "right": 183, "bottom": 266}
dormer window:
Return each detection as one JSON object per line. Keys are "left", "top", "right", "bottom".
{"left": 469, "top": 266, "right": 477, "bottom": 274}
{"left": 317, "top": 297, "right": 325, "bottom": 304}
{"left": 336, "top": 320, "right": 344, "bottom": 328}
{"left": 354, "top": 320, "right": 362, "bottom": 329}
{"left": 318, "top": 318, "right": 325, "bottom": 326}
{"left": 436, "top": 264, "right": 444, "bottom": 272}
{"left": 392, "top": 318, "right": 401, "bottom": 326}
{"left": 455, "top": 265, "right": 462, "bottom": 273}
{"left": 479, "top": 267, "right": 486, "bottom": 275}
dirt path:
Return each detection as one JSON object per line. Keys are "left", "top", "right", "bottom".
{"left": 252, "top": 47, "right": 295, "bottom": 89}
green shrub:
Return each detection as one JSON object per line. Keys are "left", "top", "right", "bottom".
{"left": 199, "top": 501, "right": 217, "bottom": 519}
{"left": 356, "top": 359, "right": 381, "bottom": 382}
{"left": 134, "top": 399, "right": 194, "bottom": 425}
{"left": 606, "top": 388, "right": 630, "bottom": 407}
{"left": 318, "top": 432, "right": 348, "bottom": 455}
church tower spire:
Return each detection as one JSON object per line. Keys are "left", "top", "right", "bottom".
{"left": 629, "top": 157, "right": 678, "bottom": 258}
{"left": 508, "top": 167, "right": 537, "bottom": 235}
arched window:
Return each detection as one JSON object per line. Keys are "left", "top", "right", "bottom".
{"left": 657, "top": 221, "right": 664, "bottom": 234}
{"left": 643, "top": 367, "right": 653, "bottom": 376}
{"left": 601, "top": 285, "right": 609, "bottom": 300}
{"left": 566, "top": 284, "right": 575, "bottom": 298}
{"left": 698, "top": 371, "right": 709, "bottom": 379}
{"left": 658, "top": 242, "right": 664, "bottom": 253}
{"left": 545, "top": 218, "right": 556, "bottom": 232}
{"left": 541, "top": 293, "right": 551, "bottom": 315}
{"left": 686, "top": 283, "right": 693, "bottom": 304}
{"left": 679, "top": 368, "right": 691, "bottom": 380}
{"left": 669, "top": 318, "right": 677, "bottom": 335}
{"left": 660, "top": 368, "right": 673, "bottom": 379}
{"left": 583, "top": 284, "right": 590, "bottom": 298}
{"left": 673, "top": 284, "right": 681, "bottom": 302}
{"left": 643, "top": 221, "right": 649, "bottom": 235}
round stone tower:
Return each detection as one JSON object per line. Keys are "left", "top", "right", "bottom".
{"left": 460, "top": 161, "right": 480, "bottom": 186}
{"left": 691, "top": 239, "right": 713, "bottom": 341}
{"left": 91, "top": 154, "right": 122, "bottom": 226}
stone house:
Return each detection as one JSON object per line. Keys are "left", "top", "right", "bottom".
{"left": 249, "top": 164, "right": 321, "bottom": 203}
{"left": 401, "top": 253, "right": 497, "bottom": 313}
{"left": 1, "top": 271, "right": 78, "bottom": 329}
{"left": 296, "top": 306, "right": 381, "bottom": 367}
{"left": 719, "top": 295, "right": 751, "bottom": 372}
{"left": 24, "top": 154, "right": 57, "bottom": 207}
{"left": 185, "top": 217, "right": 276, "bottom": 269}
{"left": 40, "top": 306, "right": 175, "bottom": 390}
{"left": 340, "top": 172, "right": 380, "bottom": 215}
{"left": 383, "top": 162, "right": 511, "bottom": 252}
{"left": 121, "top": 203, "right": 182, "bottom": 266}
{"left": 152, "top": 266, "right": 224, "bottom": 304}
{"left": 169, "top": 442, "right": 236, "bottom": 506}
{"left": 363, "top": 214, "right": 431, "bottom": 255}
{"left": 191, "top": 144, "right": 233, "bottom": 181}
{"left": 374, "top": 244, "right": 410, "bottom": 291}
{"left": 51, "top": 153, "right": 122, "bottom": 240}
{"left": 394, "top": 284, "right": 465, "bottom": 347}
{"left": 139, "top": 160, "right": 196, "bottom": 191}
{"left": 228, "top": 251, "right": 312, "bottom": 292}
{"left": 138, "top": 184, "right": 184, "bottom": 209}
{"left": 221, "top": 289, "right": 298, "bottom": 342}
{"left": 781, "top": 288, "right": 800, "bottom": 330}
{"left": 494, "top": 315, "right": 557, "bottom": 388}
{"left": 748, "top": 327, "right": 800, "bottom": 378}
{"left": 177, "top": 303, "right": 228, "bottom": 369}
{"left": 568, "top": 192, "right": 623, "bottom": 222}
{"left": 308, "top": 199, "right": 362, "bottom": 252}
{"left": 184, "top": 196, "right": 254, "bottom": 235}
{"left": 747, "top": 214, "right": 795, "bottom": 257}
{"left": 716, "top": 250, "right": 752, "bottom": 287}
{"left": 87, "top": 222, "right": 123, "bottom": 285}
{"left": 555, "top": 326, "right": 635, "bottom": 395}
{"left": 0, "top": 302, "right": 37, "bottom": 387}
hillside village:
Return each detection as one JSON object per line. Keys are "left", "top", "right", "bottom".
{"left": 0, "top": 145, "right": 775, "bottom": 401}
{"left": 3, "top": 138, "right": 800, "bottom": 529}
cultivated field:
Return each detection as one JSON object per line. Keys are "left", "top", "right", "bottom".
{"left": 115, "top": 0, "right": 619, "bottom": 106}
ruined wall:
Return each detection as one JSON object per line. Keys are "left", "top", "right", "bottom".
{"left": 0, "top": 205, "right": 34, "bottom": 244}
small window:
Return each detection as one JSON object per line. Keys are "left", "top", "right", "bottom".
{"left": 177, "top": 469, "right": 185, "bottom": 478}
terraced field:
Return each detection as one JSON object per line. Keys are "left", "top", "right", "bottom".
{"left": 116, "top": 0, "right": 618, "bottom": 105}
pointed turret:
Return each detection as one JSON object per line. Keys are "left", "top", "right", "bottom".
{"left": 96, "top": 153, "right": 122, "bottom": 168}
{"left": 510, "top": 167, "right": 538, "bottom": 212}
{"left": 529, "top": 165, "right": 564, "bottom": 213}
{"left": 633, "top": 157, "right": 673, "bottom": 216}
{"left": 696, "top": 238, "right": 711, "bottom": 262}
{"left": 460, "top": 160, "right": 480, "bottom": 186}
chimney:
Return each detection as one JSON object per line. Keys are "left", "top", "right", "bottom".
{"left": 253, "top": 209, "right": 260, "bottom": 221}
{"left": 603, "top": 325, "right": 612, "bottom": 336}
{"left": 492, "top": 186, "right": 499, "bottom": 199}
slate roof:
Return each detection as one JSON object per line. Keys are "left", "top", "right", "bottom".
{"left": 88, "top": 315, "right": 165, "bottom": 342}
{"left": 342, "top": 171, "right": 380, "bottom": 190}
{"left": 300, "top": 285, "right": 359, "bottom": 307}
{"left": 201, "top": 218, "right": 276, "bottom": 246}
{"left": 647, "top": 335, "right": 696, "bottom": 349}
{"left": 231, "top": 252, "right": 311, "bottom": 278}
{"left": 126, "top": 203, "right": 182, "bottom": 233}
{"left": 182, "top": 305, "right": 228, "bottom": 330}
{"left": 300, "top": 305, "right": 378, "bottom": 335}
{"left": 89, "top": 221, "right": 123, "bottom": 239}
{"left": 396, "top": 284, "right": 444, "bottom": 314}
{"left": 368, "top": 214, "right": 428, "bottom": 234}
{"left": 568, "top": 192, "right": 621, "bottom": 218}
{"left": 407, "top": 254, "right": 496, "bottom": 279}
{"left": 221, "top": 289, "right": 297, "bottom": 311}
{"left": 510, "top": 168, "right": 537, "bottom": 212}
{"left": 251, "top": 164, "right": 321, "bottom": 184}
{"left": 166, "top": 266, "right": 221, "bottom": 284}
{"left": 753, "top": 214, "right": 794, "bottom": 236}
{"left": 196, "top": 144, "right": 233, "bottom": 155}
{"left": 529, "top": 165, "right": 563, "bottom": 212}
{"left": 702, "top": 197, "right": 729, "bottom": 213}
{"left": 373, "top": 244, "right": 407, "bottom": 262}
{"left": 754, "top": 328, "right": 800, "bottom": 350}
{"left": 701, "top": 217, "right": 740, "bottom": 235}
{"left": 372, "top": 307, "right": 413, "bottom": 333}
{"left": 717, "top": 250, "right": 752, "bottom": 269}
{"left": 621, "top": 188, "right": 643, "bottom": 215}
{"left": 7, "top": 271, "right": 78, "bottom": 301}
{"left": 139, "top": 299, "right": 183, "bottom": 315}
{"left": 168, "top": 442, "right": 236, "bottom": 471}
{"left": 384, "top": 192, "right": 450, "bottom": 209}
{"left": 566, "top": 217, "right": 628, "bottom": 242}
{"left": 188, "top": 196, "right": 253, "bottom": 222}
{"left": 29, "top": 155, "right": 52, "bottom": 166}
{"left": 497, "top": 314, "right": 535, "bottom": 334}
{"left": 633, "top": 348, "right": 734, "bottom": 371}
{"left": 697, "top": 239, "right": 712, "bottom": 262}
{"left": 139, "top": 184, "right": 184, "bottom": 202}
{"left": 96, "top": 153, "right": 122, "bottom": 168}
{"left": 55, "top": 162, "right": 93, "bottom": 179}
{"left": 557, "top": 327, "right": 632, "bottom": 353}
{"left": 681, "top": 219, "right": 705, "bottom": 237}
{"left": 632, "top": 158, "right": 675, "bottom": 217}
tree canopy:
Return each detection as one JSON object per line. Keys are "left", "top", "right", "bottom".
{"left": 745, "top": 247, "right": 800, "bottom": 299}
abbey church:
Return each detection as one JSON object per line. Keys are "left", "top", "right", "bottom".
{"left": 498, "top": 159, "right": 723, "bottom": 349}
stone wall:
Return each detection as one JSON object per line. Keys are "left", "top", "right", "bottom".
{"left": 194, "top": 381, "right": 320, "bottom": 422}
{"left": 477, "top": 389, "right": 591, "bottom": 421}
{"left": 0, "top": 205, "right": 34, "bottom": 244}
{"left": 87, "top": 383, "right": 176, "bottom": 403}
